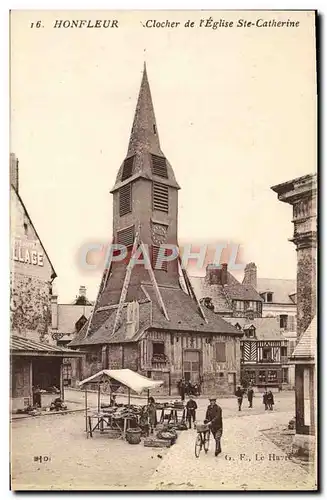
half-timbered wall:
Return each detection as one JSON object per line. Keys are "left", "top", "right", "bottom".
{"left": 140, "top": 330, "right": 241, "bottom": 395}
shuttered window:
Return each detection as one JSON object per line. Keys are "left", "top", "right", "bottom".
{"left": 119, "top": 184, "right": 132, "bottom": 216}
{"left": 122, "top": 156, "right": 135, "bottom": 181}
{"left": 151, "top": 154, "right": 168, "bottom": 178}
{"left": 152, "top": 245, "right": 168, "bottom": 271}
{"left": 117, "top": 225, "right": 135, "bottom": 248}
{"left": 153, "top": 182, "right": 169, "bottom": 213}
{"left": 215, "top": 342, "right": 226, "bottom": 362}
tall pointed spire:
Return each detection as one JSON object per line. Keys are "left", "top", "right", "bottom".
{"left": 127, "top": 63, "right": 162, "bottom": 157}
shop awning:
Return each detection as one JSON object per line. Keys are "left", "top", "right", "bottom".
{"left": 78, "top": 369, "right": 163, "bottom": 394}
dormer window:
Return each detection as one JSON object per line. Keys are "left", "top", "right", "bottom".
{"left": 153, "top": 124, "right": 157, "bottom": 135}
{"left": 267, "top": 292, "right": 273, "bottom": 303}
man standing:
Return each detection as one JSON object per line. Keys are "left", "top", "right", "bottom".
{"left": 205, "top": 397, "right": 223, "bottom": 457}
{"left": 179, "top": 379, "right": 186, "bottom": 402}
{"left": 186, "top": 395, "right": 198, "bottom": 429}
{"left": 235, "top": 386, "right": 244, "bottom": 411}
{"left": 247, "top": 386, "right": 254, "bottom": 408}
{"left": 267, "top": 390, "right": 274, "bottom": 410}
{"left": 263, "top": 388, "right": 269, "bottom": 410}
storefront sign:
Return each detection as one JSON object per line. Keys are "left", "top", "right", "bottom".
{"left": 12, "top": 239, "right": 44, "bottom": 267}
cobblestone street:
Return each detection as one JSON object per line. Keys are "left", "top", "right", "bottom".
{"left": 11, "top": 392, "right": 317, "bottom": 491}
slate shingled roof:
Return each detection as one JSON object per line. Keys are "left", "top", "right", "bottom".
{"left": 69, "top": 284, "right": 242, "bottom": 347}
{"left": 223, "top": 317, "right": 283, "bottom": 341}
{"left": 290, "top": 316, "right": 316, "bottom": 360}
{"left": 11, "top": 335, "right": 84, "bottom": 355}
{"left": 257, "top": 278, "right": 296, "bottom": 304}
{"left": 190, "top": 271, "right": 262, "bottom": 314}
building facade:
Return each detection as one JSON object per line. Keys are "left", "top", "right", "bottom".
{"left": 69, "top": 65, "right": 242, "bottom": 394}
{"left": 271, "top": 173, "right": 317, "bottom": 458}
{"left": 10, "top": 154, "right": 83, "bottom": 410}
{"left": 224, "top": 317, "right": 290, "bottom": 391}
{"left": 51, "top": 286, "right": 93, "bottom": 386}
{"left": 191, "top": 265, "right": 263, "bottom": 318}
{"left": 242, "top": 263, "right": 297, "bottom": 387}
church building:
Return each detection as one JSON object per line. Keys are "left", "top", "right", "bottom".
{"left": 69, "top": 65, "right": 242, "bottom": 395}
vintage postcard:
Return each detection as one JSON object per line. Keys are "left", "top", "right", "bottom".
{"left": 10, "top": 10, "right": 317, "bottom": 491}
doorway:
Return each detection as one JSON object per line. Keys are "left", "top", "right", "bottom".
{"left": 183, "top": 350, "right": 200, "bottom": 383}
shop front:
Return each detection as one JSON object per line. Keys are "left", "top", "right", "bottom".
{"left": 11, "top": 335, "right": 84, "bottom": 411}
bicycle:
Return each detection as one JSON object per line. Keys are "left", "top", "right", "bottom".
{"left": 194, "top": 423, "right": 210, "bottom": 458}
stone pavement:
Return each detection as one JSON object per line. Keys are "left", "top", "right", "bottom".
{"left": 10, "top": 391, "right": 317, "bottom": 491}
{"left": 147, "top": 410, "right": 317, "bottom": 491}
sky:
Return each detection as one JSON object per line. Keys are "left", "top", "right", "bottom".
{"left": 10, "top": 10, "right": 317, "bottom": 302}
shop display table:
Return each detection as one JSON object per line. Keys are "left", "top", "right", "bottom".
{"left": 159, "top": 406, "right": 185, "bottom": 425}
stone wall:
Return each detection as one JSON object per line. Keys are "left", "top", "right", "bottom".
{"left": 297, "top": 247, "right": 316, "bottom": 338}
{"left": 10, "top": 272, "right": 53, "bottom": 343}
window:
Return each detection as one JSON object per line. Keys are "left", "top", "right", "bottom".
{"left": 234, "top": 301, "right": 244, "bottom": 311}
{"left": 153, "top": 124, "right": 157, "bottom": 135}
{"left": 121, "top": 156, "right": 135, "bottom": 181}
{"left": 262, "top": 347, "right": 272, "bottom": 361}
{"left": 282, "top": 368, "right": 288, "bottom": 383}
{"left": 119, "top": 184, "right": 132, "bottom": 216}
{"left": 267, "top": 292, "right": 273, "bottom": 303}
{"left": 152, "top": 245, "right": 168, "bottom": 271}
{"left": 281, "top": 346, "right": 287, "bottom": 357}
{"left": 153, "top": 182, "right": 169, "bottom": 213}
{"left": 258, "top": 370, "right": 266, "bottom": 383}
{"left": 63, "top": 364, "right": 72, "bottom": 386}
{"left": 256, "top": 302, "right": 262, "bottom": 313}
{"left": 288, "top": 316, "right": 296, "bottom": 332}
{"left": 117, "top": 225, "right": 135, "bottom": 248}
{"left": 215, "top": 342, "right": 226, "bottom": 362}
{"left": 244, "top": 370, "right": 256, "bottom": 385}
{"left": 151, "top": 154, "right": 168, "bottom": 178}
{"left": 280, "top": 314, "right": 288, "bottom": 329}
{"left": 153, "top": 342, "right": 165, "bottom": 355}
{"left": 267, "top": 370, "right": 277, "bottom": 382}
{"left": 247, "top": 327, "right": 255, "bottom": 338}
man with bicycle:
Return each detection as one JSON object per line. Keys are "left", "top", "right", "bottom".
{"left": 205, "top": 397, "right": 223, "bottom": 457}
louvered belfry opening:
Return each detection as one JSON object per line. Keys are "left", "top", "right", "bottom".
{"left": 122, "top": 155, "right": 135, "bottom": 181}
{"left": 119, "top": 183, "right": 132, "bottom": 216}
{"left": 152, "top": 245, "right": 168, "bottom": 271}
{"left": 117, "top": 225, "right": 135, "bottom": 247}
{"left": 151, "top": 154, "right": 168, "bottom": 178}
{"left": 153, "top": 182, "right": 169, "bottom": 213}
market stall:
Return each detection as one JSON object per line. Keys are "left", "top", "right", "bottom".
{"left": 78, "top": 369, "right": 163, "bottom": 440}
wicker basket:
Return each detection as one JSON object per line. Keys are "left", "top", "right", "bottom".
{"left": 196, "top": 423, "right": 209, "bottom": 433}
{"left": 126, "top": 428, "right": 142, "bottom": 445}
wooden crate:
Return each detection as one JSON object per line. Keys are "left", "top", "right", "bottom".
{"left": 144, "top": 438, "right": 171, "bottom": 448}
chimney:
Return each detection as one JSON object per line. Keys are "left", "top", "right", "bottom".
{"left": 126, "top": 301, "right": 140, "bottom": 339}
{"left": 79, "top": 285, "right": 86, "bottom": 298}
{"left": 205, "top": 264, "right": 221, "bottom": 285}
{"left": 243, "top": 262, "right": 257, "bottom": 289}
{"left": 10, "top": 153, "right": 19, "bottom": 192}
{"left": 221, "top": 263, "right": 228, "bottom": 285}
